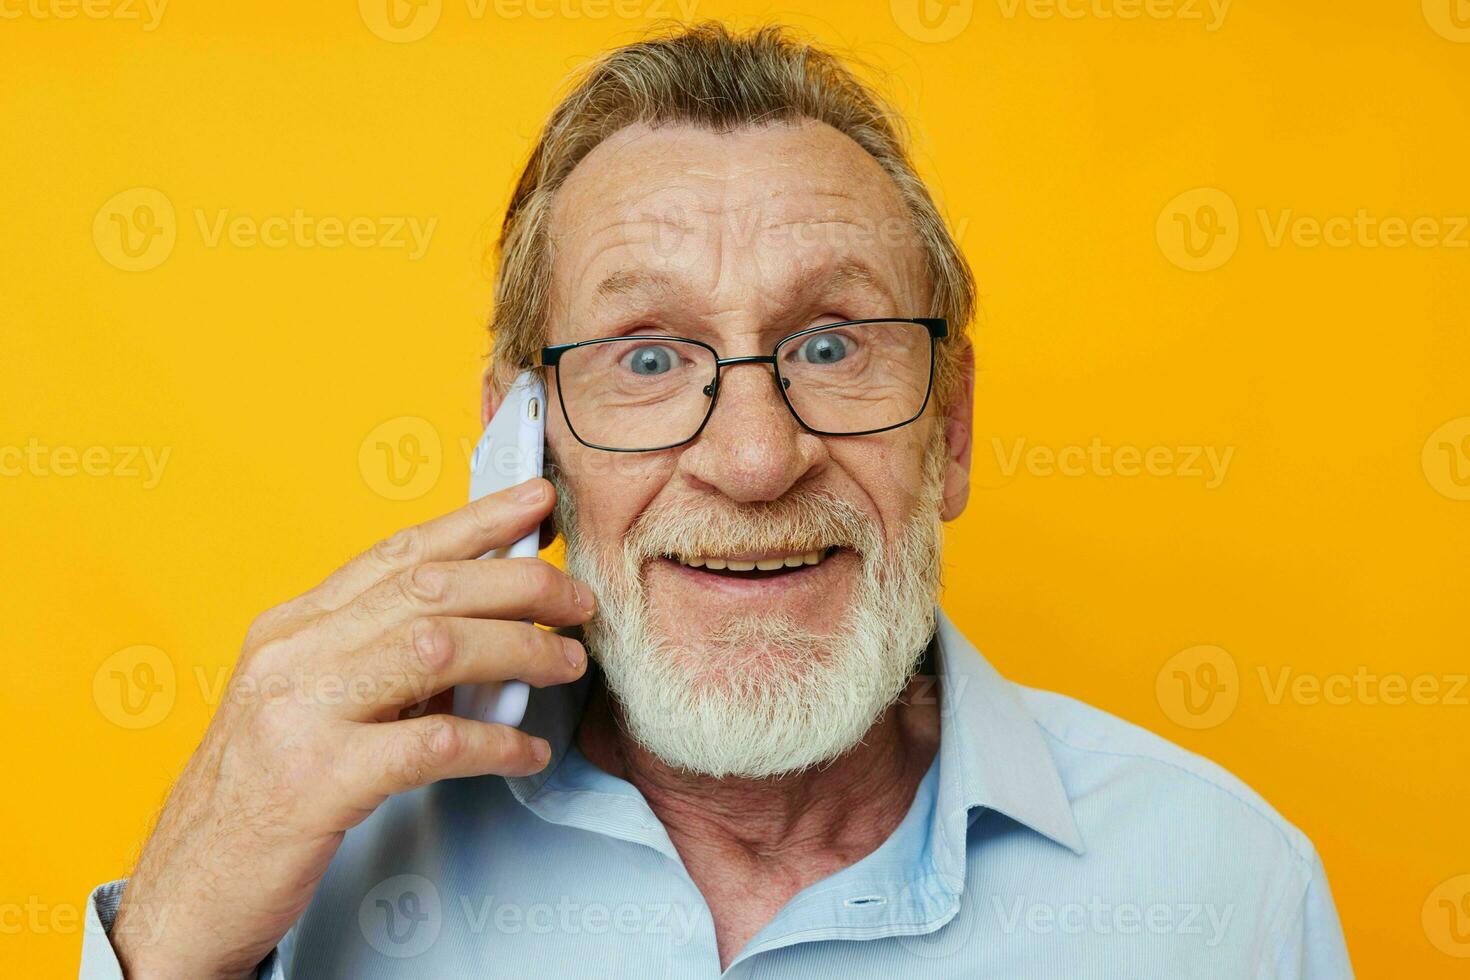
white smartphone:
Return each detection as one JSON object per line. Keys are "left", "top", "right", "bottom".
{"left": 451, "top": 369, "right": 546, "bottom": 728}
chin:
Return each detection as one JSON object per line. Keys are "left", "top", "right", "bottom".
{"left": 648, "top": 613, "right": 844, "bottom": 697}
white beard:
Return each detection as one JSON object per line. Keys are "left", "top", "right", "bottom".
{"left": 553, "top": 437, "right": 947, "bottom": 779}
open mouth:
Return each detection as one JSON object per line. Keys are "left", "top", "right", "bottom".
{"left": 661, "top": 546, "right": 841, "bottom": 580}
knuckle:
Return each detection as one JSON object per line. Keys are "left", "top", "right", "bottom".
{"left": 243, "top": 610, "right": 284, "bottom": 649}
{"left": 520, "top": 624, "right": 557, "bottom": 668}
{"left": 481, "top": 724, "right": 516, "bottom": 763}
{"left": 371, "top": 527, "right": 423, "bottom": 567}
{"left": 246, "top": 635, "right": 296, "bottom": 676}
{"left": 410, "top": 617, "right": 453, "bottom": 672}
{"left": 403, "top": 562, "right": 449, "bottom": 605}
{"left": 423, "top": 718, "right": 461, "bottom": 763}
{"left": 520, "top": 559, "right": 562, "bottom": 598}
{"left": 396, "top": 720, "right": 456, "bottom": 784}
{"left": 466, "top": 496, "right": 504, "bottom": 538}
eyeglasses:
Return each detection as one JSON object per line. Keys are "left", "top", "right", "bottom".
{"left": 539, "top": 317, "right": 947, "bottom": 453}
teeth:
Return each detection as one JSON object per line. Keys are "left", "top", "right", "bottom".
{"left": 676, "top": 548, "right": 830, "bottom": 570}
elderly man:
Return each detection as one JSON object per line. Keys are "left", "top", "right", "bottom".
{"left": 83, "top": 23, "right": 1351, "bottom": 979}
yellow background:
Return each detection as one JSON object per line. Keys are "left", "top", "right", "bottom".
{"left": 3, "top": 1, "right": 1467, "bottom": 975}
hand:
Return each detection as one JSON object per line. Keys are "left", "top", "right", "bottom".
{"left": 108, "top": 478, "right": 594, "bottom": 979}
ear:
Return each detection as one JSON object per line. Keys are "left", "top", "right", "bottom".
{"left": 481, "top": 366, "right": 502, "bottom": 427}
{"left": 940, "top": 339, "right": 975, "bottom": 522}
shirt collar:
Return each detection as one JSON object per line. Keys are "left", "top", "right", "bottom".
{"left": 508, "top": 609, "right": 1085, "bottom": 858}
{"left": 931, "top": 609, "right": 1086, "bottom": 857}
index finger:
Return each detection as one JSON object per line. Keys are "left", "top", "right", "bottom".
{"left": 302, "top": 478, "right": 555, "bottom": 613}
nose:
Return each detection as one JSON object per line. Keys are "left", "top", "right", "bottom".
{"left": 677, "top": 359, "right": 824, "bottom": 503}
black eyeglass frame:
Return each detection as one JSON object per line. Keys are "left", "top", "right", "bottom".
{"left": 539, "top": 317, "right": 948, "bottom": 453}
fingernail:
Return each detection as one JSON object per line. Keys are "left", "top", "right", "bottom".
{"left": 570, "top": 580, "right": 593, "bottom": 615}
{"left": 563, "top": 637, "right": 584, "bottom": 670}
{"left": 532, "top": 738, "right": 551, "bottom": 766}
{"left": 516, "top": 479, "right": 547, "bottom": 504}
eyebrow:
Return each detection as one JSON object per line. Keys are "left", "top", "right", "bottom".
{"left": 594, "top": 269, "right": 679, "bottom": 300}
{"left": 592, "top": 260, "right": 895, "bottom": 308}
{"left": 823, "top": 261, "right": 891, "bottom": 304}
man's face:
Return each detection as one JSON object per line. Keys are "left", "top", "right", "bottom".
{"left": 532, "top": 120, "right": 972, "bottom": 776}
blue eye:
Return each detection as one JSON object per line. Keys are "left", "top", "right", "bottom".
{"left": 624, "top": 345, "right": 678, "bottom": 375}
{"left": 796, "top": 333, "right": 852, "bottom": 365}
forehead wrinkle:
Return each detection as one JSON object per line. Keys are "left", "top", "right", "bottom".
{"left": 779, "top": 257, "right": 900, "bottom": 311}
{"left": 582, "top": 256, "right": 901, "bottom": 328}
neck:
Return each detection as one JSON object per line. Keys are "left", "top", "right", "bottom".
{"left": 575, "top": 667, "right": 941, "bottom": 873}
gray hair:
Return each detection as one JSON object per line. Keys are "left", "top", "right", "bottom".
{"left": 488, "top": 21, "right": 975, "bottom": 410}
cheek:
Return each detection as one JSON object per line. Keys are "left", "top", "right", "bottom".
{"left": 547, "top": 424, "right": 677, "bottom": 548}
{"left": 830, "top": 427, "right": 936, "bottom": 542}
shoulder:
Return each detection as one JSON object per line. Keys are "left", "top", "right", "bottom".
{"left": 1015, "top": 684, "right": 1321, "bottom": 877}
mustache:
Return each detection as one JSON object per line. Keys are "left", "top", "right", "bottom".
{"left": 623, "top": 486, "right": 882, "bottom": 561}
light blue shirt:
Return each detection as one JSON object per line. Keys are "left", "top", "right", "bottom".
{"left": 82, "top": 610, "right": 1352, "bottom": 977}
